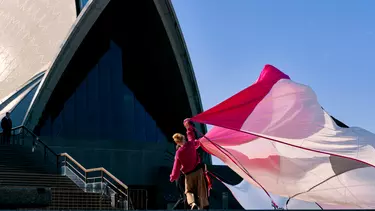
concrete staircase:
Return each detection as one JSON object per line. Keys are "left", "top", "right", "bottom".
{"left": 0, "top": 144, "right": 114, "bottom": 210}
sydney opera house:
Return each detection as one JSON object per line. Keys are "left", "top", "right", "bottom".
{"left": 0, "top": 0, "right": 245, "bottom": 210}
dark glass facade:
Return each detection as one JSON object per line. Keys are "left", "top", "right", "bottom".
{"left": 79, "top": 0, "right": 89, "bottom": 9}
{"left": 39, "top": 41, "right": 167, "bottom": 143}
{"left": 11, "top": 85, "right": 39, "bottom": 127}
{"left": 75, "top": 0, "right": 89, "bottom": 15}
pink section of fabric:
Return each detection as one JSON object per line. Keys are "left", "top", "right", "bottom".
{"left": 191, "top": 64, "right": 290, "bottom": 129}
{"left": 240, "top": 78, "right": 325, "bottom": 139}
{"left": 199, "top": 126, "right": 258, "bottom": 146}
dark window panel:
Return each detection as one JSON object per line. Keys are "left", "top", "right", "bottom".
{"left": 39, "top": 41, "right": 167, "bottom": 143}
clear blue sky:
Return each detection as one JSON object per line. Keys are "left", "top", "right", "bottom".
{"left": 172, "top": 0, "right": 375, "bottom": 208}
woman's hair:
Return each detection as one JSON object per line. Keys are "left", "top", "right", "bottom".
{"left": 172, "top": 133, "right": 185, "bottom": 144}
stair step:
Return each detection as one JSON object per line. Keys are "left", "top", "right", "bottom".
{"left": 0, "top": 170, "right": 49, "bottom": 174}
{"left": 50, "top": 201, "right": 112, "bottom": 204}
{"left": 52, "top": 189, "right": 97, "bottom": 193}
{"left": 0, "top": 172, "right": 64, "bottom": 177}
{"left": 0, "top": 165, "right": 50, "bottom": 169}
{"left": 0, "top": 179, "right": 76, "bottom": 183}
{"left": 0, "top": 150, "right": 35, "bottom": 154}
{"left": 0, "top": 178, "right": 74, "bottom": 183}
{"left": 49, "top": 208, "right": 114, "bottom": 210}
{"left": 49, "top": 205, "right": 113, "bottom": 208}
{"left": 49, "top": 203, "right": 112, "bottom": 206}
{"left": 0, "top": 168, "right": 49, "bottom": 173}
{"left": 48, "top": 208, "right": 113, "bottom": 209}
{"left": 0, "top": 185, "right": 78, "bottom": 188}
{"left": 50, "top": 199, "right": 111, "bottom": 202}
{"left": 0, "top": 182, "right": 78, "bottom": 187}
{"left": 49, "top": 204, "right": 113, "bottom": 207}
{"left": 0, "top": 156, "right": 46, "bottom": 160}
{"left": 51, "top": 197, "right": 109, "bottom": 200}
{"left": 52, "top": 192, "right": 105, "bottom": 196}
{"left": 51, "top": 195, "right": 107, "bottom": 198}
{"left": 48, "top": 209, "right": 115, "bottom": 210}
{"left": 0, "top": 161, "right": 48, "bottom": 164}
{"left": 0, "top": 161, "right": 53, "bottom": 165}
{"left": 49, "top": 206, "right": 113, "bottom": 208}
{"left": 48, "top": 206, "right": 114, "bottom": 210}
{"left": 0, "top": 165, "right": 54, "bottom": 168}
{"left": 0, "top": 167, "right": 47, "bottom": 173}
{"left": 0, "top": 158, "right": 43, "bottom": 161}
{"left": 0, "top": 173, "right": 65, "bottom": 178}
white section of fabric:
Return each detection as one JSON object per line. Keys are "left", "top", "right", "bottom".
{"left": 222, "top": 179, "right": 280, "bottom": 209}
{"left": 240, "top": 79, "right": 375, "bottom": 165}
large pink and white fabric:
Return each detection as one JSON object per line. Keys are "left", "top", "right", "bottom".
{"left": 191, "top": 65, "right": 375, "bottom": 208}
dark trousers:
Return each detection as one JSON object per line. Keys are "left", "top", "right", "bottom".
{"left": 1, "top": 131, "right": 10, "bottom": 145}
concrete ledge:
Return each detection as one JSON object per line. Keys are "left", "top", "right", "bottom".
{"left": 0, "top": 187, "right": 51, "bottom": 208}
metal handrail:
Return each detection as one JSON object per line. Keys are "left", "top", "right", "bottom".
{"left": 60, "top": 152, "right": 128, "bottom": 191}
{"left": 1, "top": 126, "right": 58, "bottom": 157}
{"left": 21, "top": 126, "right": 58, "bottom": 157}
{"left": 1, "top": 125, "right": 129, "bottom": 209}
{"left": 60, "top": 152, "right": 129, "bottom": 209}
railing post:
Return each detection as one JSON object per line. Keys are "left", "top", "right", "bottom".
{"left": 14, "top": 129, "right": 16, "bottom": 145}
{"left": 127, "top": 188, "right": 130, "bottom": 210}
{"left": 21, "top": 127, "right": 25, "bottom": 145}
{"left": 17, "top": 129, "right": 19, "bottom": 145}
{"left": 56, "top": 155, "right": 59, "bottom": 174}
{"left": 84, "top": 172, "right": 87, "bottom": 183}
{"left": 146, "top": 190, "right": 148, "bottom": 210}
{"left": 101, "top": 170, "right": 104, "bottom": 183}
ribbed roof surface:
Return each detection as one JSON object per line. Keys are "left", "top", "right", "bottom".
{"left": 0, "top": 0, "right": 76, "bottom": 99}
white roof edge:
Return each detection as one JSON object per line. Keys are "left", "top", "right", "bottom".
{"left": 153, "top": 0, "right": 207, "bottom": 133}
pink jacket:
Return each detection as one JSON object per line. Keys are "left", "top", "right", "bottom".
{"left": 170, "top": 127, "right": 201, "bottom": 182}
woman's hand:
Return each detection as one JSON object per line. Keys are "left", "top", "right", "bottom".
{"left": 183, "top": 118, "right": 191, "bottom": 129}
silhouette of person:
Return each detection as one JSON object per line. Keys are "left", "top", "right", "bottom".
{"left": 1, "top": 112, "right": 12, "bottom": 145}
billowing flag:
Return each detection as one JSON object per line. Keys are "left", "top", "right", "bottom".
{"left": 191, "top": 65, "right": 375, "bottom": 208}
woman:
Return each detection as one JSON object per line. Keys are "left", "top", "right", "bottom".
{"left": 170, "top": 119, "right": 209, "bottom": 210}
{"left": 172, "top": 145, "right": 188, "bottom": 210}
